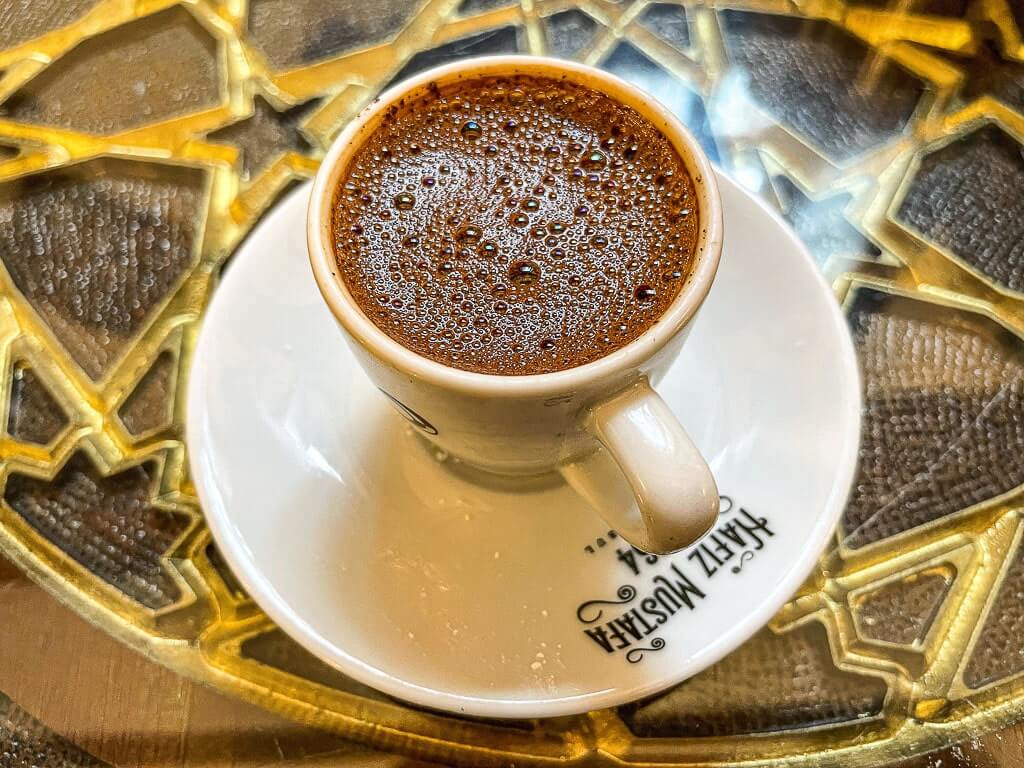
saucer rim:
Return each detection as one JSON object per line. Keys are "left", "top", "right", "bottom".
{"left": 187, "top": 170, "right": 862, "bottom": 719}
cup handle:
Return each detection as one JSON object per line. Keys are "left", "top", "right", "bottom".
{"left": 559, "top": 380, "right": 719, "bottom": 554}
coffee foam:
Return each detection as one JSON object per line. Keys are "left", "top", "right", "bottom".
{"left": 332, "top": 74, "right": 699, "bottom": 375}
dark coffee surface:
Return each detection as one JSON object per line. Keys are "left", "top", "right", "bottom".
{"left": 331, "top": 73, "right": 699, "bottom": 375}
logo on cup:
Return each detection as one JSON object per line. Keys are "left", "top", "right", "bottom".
{"left": 379, "top": 389, "right": 438, "bottom": 435}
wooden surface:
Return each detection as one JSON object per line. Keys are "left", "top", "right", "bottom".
{"left": 0, "top": 554, "right": 440, "bottom": 768}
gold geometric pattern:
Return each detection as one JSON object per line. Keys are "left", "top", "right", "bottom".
{"left": 619, "top": 622, "right": 890, "bottom": 738}
{"left": 2, "top": 8, "right": 222, "bottom": 135}
{"left": 0, "top": 159, "right": 207, "bottom": 379}
{"left": 963, "top": 539, "right": 1024, "bottom": 689}
{"left": 117, "top": 350, "right": 177, "bottom": 437}
{"left": 854, "top": 566, "right": 953, "bottom": 647}
{"left": 6, "top": 362, "right": 67, "bottom": 446}
{"left": 0, "top": 0, "right": 1022, "bottom": 766}
{"left": 0, "top": 0, "right": 101, "bottom": 52}
{"left": 842, "top": 290, "right": 1024, "bottom": 549}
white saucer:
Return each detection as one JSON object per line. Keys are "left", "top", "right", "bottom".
{"left": 187, "top": 172, "right": 861, "bottom": 719}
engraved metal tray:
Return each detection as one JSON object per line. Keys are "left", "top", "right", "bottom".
{"left": 1, "top": 0, "right": 1024, "bottom": 765}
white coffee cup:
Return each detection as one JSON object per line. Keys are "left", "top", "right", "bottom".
{"left": 308, "top": 55, "right": 723, "bottom": 554}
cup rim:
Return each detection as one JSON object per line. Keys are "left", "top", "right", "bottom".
{"left": 307, "top": 55, "right": 723, "bottom": 398}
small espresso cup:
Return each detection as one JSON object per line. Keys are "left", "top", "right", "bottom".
{"left": 308, "top": 55, "right": 723, "bottom": 554}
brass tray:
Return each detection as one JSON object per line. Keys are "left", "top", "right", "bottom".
{"left": 1, "top": 0, "right": 1024, "bottom": 765}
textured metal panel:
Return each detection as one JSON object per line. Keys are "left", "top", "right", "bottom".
{"left": 118, "top": 351, "right": 176, "bottom": 437}
{"left": 843, "top": 290, "right": 1024, "bottom": 549}
{"left": 3, "top": 8, "right": 220, "bottom": 134}
{"left": 619, "top": 623, "right": 888, "bottom": 737}
{"left": 7, "top": 364, "right": 66, "bottom": 445}
{"left": 856, "top": 569, "right": 952, "bottom": 646}
{"left": 0, "top": 160, "right": 206, "bottom": 379}
{"left": 5, "top": 455, "right": 191, "bottom": 609}
{"left": 719, "top": 11, "right": 924, "bottom": 162}
{"left": 0, "top": 691, "right": 108, "bottom": 768}
{"left": 897, "top": 126, "right": 1024, "bottom": 294}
